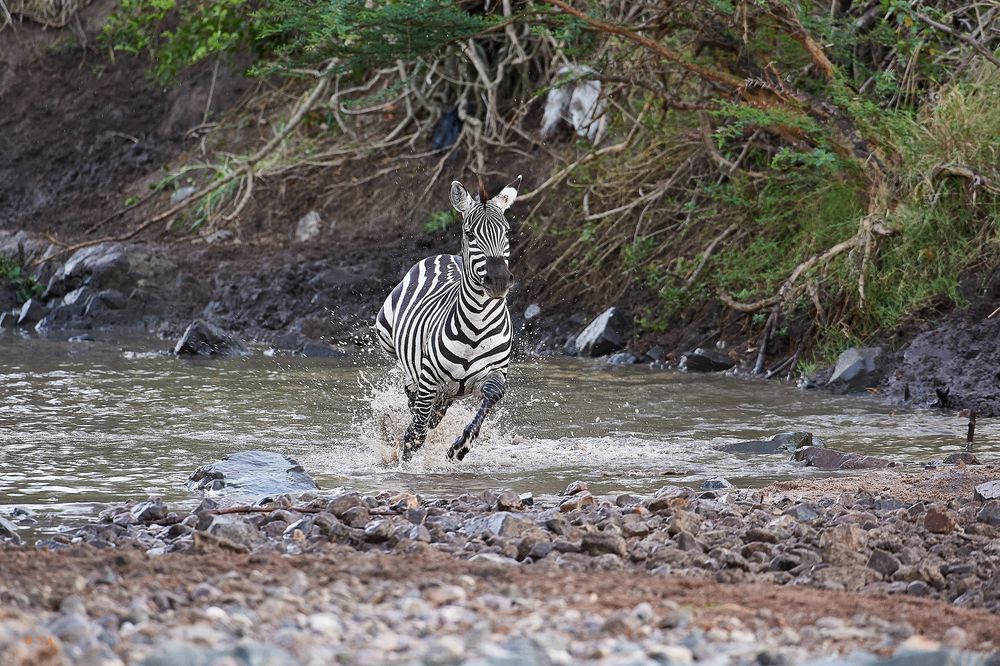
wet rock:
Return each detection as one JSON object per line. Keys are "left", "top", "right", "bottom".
{"left": 0, "top": 516, "right": 21, "bottom": 544}
{"left": 924, "top": 508, "right": 957, "bottom": 534}
{"left": 795, "top": 446, "right": 894, "bottom": 470}
{"left": 581, "top": 532, "right": 627, "bottom": 558}
{"left": 974, "top": 480, "right": 1000, "bottom": 501}
{"left": 299, "top": 340, "right": 347, "bottom": 358}
{"left": 16, "top": 298, "right": 45, "bottom": 326}
{"left": 607, "top": 351, "right": 637, "bottom": 365}
{"left": 701, "top": 478, "right": 733, "bottom": 490}
{"left": 187, "top": 451, "right": 318, "bottom": 499}
{"left": 131, "top": 499, "right": 168, "bottom": 523}
{"left": 572, "top": 307, "right": 628, "bottom": 357}
{"left": 679, "top": 347, "right": 735, "bottom": 373}
{"left": 718, "top": 431, "right": 814, "bottom": 455}
{"left": 173, "top": 319, "right": 249, "bottom": 357}
{"left": 867, "top": 549, "right": 901, "bottom": 576}
{"left": 563, "top": 480, "right": 589, "bottom": 496}
{"left": 827, "top": 347, "right": 882, "bottom": 393}
{"left": 975, "top": 500, "right": 1000, "bottom": 527}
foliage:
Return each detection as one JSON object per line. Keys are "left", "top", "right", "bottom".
{"left": 423, "top": 210, "right": 456, "bottom": 235}
{"left": 0, "top": 256, "right": 43, "bottom": 304}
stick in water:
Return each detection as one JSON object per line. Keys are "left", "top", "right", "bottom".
{"left": 966, "top": 410, "right": 976, "bottom": 451}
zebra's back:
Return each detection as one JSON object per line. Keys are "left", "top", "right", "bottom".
{"left": 375, "top": 254, "right": 462, "bottom": 388}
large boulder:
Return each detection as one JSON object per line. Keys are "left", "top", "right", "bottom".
{"left": 174, "top": 319, "right": 249, "bottom": 357}
{"left": 44, "top": 243, "right": 131, "bottom": 299}
{"left": 572, "top": 307, "right": 629, "bottom": 357}
{"left": 826, "top": 347, "right": 883, "bottom": 394}
{"left": 187, "top": 451, "right": 318, "bottom": 499}
{"left": 795, "top": 446, "right": 895, "bottom": 470}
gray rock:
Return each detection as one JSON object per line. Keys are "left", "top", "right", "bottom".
{"left": 461, "top": 512, "right": 535, "bottom": 538}
{"left": 17, "top": 298, "right": 45, "bottom": 326}
{"left": 187, "top": 451, "right": 318, "bottom": 499}
{"left": 581, "top": 532, "right": 627, "bottom": 558}
{"left": 0, "top": 311, "right": 15, "bottom": 328}
{"left": 469, "top": 552, "right": 519, "bottom": 565}
{"left": 68, "top": 334, "right": 96, "bottom": 343}
{"left": 524, "top": 303, "right": 541, "bottom": 320}
{"left": 607, "top": 352, "right": 637, "bottom": 365}
{"left": 867, "top": 549, "right": 901, "bottom": 576}
{"left": 0, "top": 516, "right": 21, "bottom": 544}
{"left": 795, "top": 446, "right": 894, "bottom": 470}
{"left": 943, "top": 452, "right": 980, "bottom": 465}
{"left": 573, "top": 307, "right": 628, "bottom": 357}
{"left": 784, "top": 502, "right": 820, "bottom": 521}
{"left": 718, "top": 431, "right": 814, "bottom": 455}
{"left": 299, "top": 341, "right": 347, "bottom": 358}
{"left": 827, "top": 347, "right": 882, "bottom": 393}
{"left": 295, "top": 210, "right": 323, "bottom": 242}
{"left": 645, "top": 345, "right": 666, "bottom": 363}
{"left": 59, "top": 243, "right": 131, "bottom": 292}
{"left": 701, "top": 477, "right": 733, "bottom": 490}
{"left": 976, "top": 500, "right": 1000, "bottom": 527}
{"left": 974, "top": 480, "right": 1000, "bottom": 501}
{"left": 174, "top": 319, "right": 249, "bottom": 357}
{"left": 131, "top": 499, "right": 168, "bottom": 523}
{"left": 563, "top": 480, "right": 589, "bottom": 496}
{"left": 679, "top": 347, "right": 735, "bottom": 372}
{"left": 206, "top": 516, "right": 261, "bottom": 549}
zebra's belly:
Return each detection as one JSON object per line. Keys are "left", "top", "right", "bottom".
{"left": 436, "top": 338, "right": 510, "bottom": 397}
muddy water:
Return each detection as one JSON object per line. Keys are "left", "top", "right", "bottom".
{"left": 1, "top": 334, "right": 996, "bottom": 529}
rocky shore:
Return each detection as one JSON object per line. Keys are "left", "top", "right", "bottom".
{"left": 2, "top": 463, "right": 999, "bottom": 665}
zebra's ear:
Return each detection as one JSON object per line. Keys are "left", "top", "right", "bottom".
{"left": 490, "top": 175, "right": 522, "bottom": 212}
{"left": 450, "top": 181, "right": 475, "bottom": 214}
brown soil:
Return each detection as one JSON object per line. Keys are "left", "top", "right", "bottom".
{"left": 1, "top": 541, "right": 997, "bottom": 655}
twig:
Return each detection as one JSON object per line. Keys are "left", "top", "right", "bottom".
{"left": 913, "top": 11, "right": 1000, "bottom": 69}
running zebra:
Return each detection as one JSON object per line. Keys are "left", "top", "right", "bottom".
{"left": 375, "top": 175, "right": 521, "bottom": 462}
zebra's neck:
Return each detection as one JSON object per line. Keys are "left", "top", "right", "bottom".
{"left": 452, "top": 261, "right": 505, "bottom": 336}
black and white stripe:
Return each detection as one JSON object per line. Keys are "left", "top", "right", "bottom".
{"left": 375, "top": 176, "right": 521, "bottom": 462}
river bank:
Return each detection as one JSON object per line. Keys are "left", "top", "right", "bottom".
{"left": 2, "top": 465, "right": 998, "bottom": 664}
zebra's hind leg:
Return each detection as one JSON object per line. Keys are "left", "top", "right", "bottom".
{"left": 447, "top": 375, "right": 506, "bottom": 462}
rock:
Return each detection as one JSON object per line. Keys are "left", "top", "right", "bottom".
{"left": 0, "top": 311, "right": 15, "bottom": 328}
{"left": 826, "top": 347, "right": 882, "bottom": 393}
{"left": 205, "top": 515, "right": 261, "bottom": 549}
{"left": 299, "top": 340, "right": 347, "bottom": 358}
{"left": 646, "top": 486, "right": 691, "bottom": 512}
{"left": 173, "top": 319, "right": 249, "bottom": 357}
{"left": 327, "top": 492, "right": 364, "bottom": 517}
{"left": 718, "top": 431, "right": 814, "bottom": 455}
{"left": 187, "top": 451, "right": 318, "bottom": 499}
{"left": 131, "top": 499, "right": 168, "bottom": 523}
{"left": 820, "top": 524, "right": 867, "bottom": 565}
{"left": 679, "top": 347, "right": 735, "bottom": 373}
{"left": 495, "top": 490, "right": 523, "bottom": 511}
{"left": 469, "top": 552, "right": 519, "bottom": 566}
{"left": 68, "top": 334, "right": 95, "bottom": 342}
{"left": 924, "top": 508, "right": 957, "bottom": 534}
{"left": 607, "top": 352, "right": 637, "bottom": 365}
{"left": 795, "top": 446, "right": 894, "bottom": 470}
{"left": 559, "top": 492, "right": 595, "bottom": 512}
{"left": 461, "top": 512, "right": 536, "bottom": 538}
{"left": 645, "top": 345, "right": 667, "bottom": 363}
{"left": 974, "top": 480, "right": 1000, "bottom": 501}
{"left": 701, "top": 477, "right": 733, "bottom": 490}
{"left": 975, "top": 500, "right": 1000, "bottom": 527}
{"left": 364, "top": 519, "right": 394, "bottom": 543}
{"left": 57, "top": 243, "right": 131, "bottom": 293}
{"left": 17, "top": 298, "right": 45, "bottom": 326}
{"left": 524, "top": 303, "right": 541, "bottom": 320}
{"left": 867, "top": 549, "right": 901, "bottom": 576}
{"left": 667, "top": 510, "right": 702, "bottom": 536}
{"left": 295, "top": 210, "right": 323, "bottom": 242}
{"left": 581, "top": 532, "right": 627, "bottom": 558}
{"left": 170, "top": 186, "right": 197, "bottom": 204}
{"left": 563, "top": 480, "right": 589, "bottom": 496}
{"left": 943, "top": 452, "right": 980, "bottom": 465}
{"left": 203, "top": 229, "right": 234, "bottom": 244}
{"left": 573, "top": 307, "right": 629, "bottom": 357}
{"left": 784, "top": 502, "right": 820, "bottom": 522}
{"left": 0, "top": 516, "right": 21, "bottom": 544}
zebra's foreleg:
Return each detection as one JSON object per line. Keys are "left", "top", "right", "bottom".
{"left": 402, "top": 383, "right": 436, "bottom": 462}
{"left": 447, "top": 375, "right": 506, "bottom": 462}
{"left": 426, "top": 398, "right": 454, "bottom": 431}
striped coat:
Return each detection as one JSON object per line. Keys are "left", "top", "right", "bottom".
{"left": 375, "top": 176, "right": 521, "bottom": 462}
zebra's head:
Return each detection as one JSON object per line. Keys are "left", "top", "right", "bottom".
{"left": 449, "top": 175, "right": 522, "bottom": 299}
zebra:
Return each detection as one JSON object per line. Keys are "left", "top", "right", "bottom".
{"left": 374, "top": 174, "right": 521, "bottom": 463}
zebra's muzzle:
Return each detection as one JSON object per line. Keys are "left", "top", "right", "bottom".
{"left": 483, "top": 257, "right": 513, "bottom": 298}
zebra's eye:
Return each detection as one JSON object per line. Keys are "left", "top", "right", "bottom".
{"left": 465, "top": 230, "right": 475, "bottom": 242}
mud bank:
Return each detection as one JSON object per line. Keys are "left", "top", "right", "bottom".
{"left": 2, "top": 466, "right": 999, "bottom": 664}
